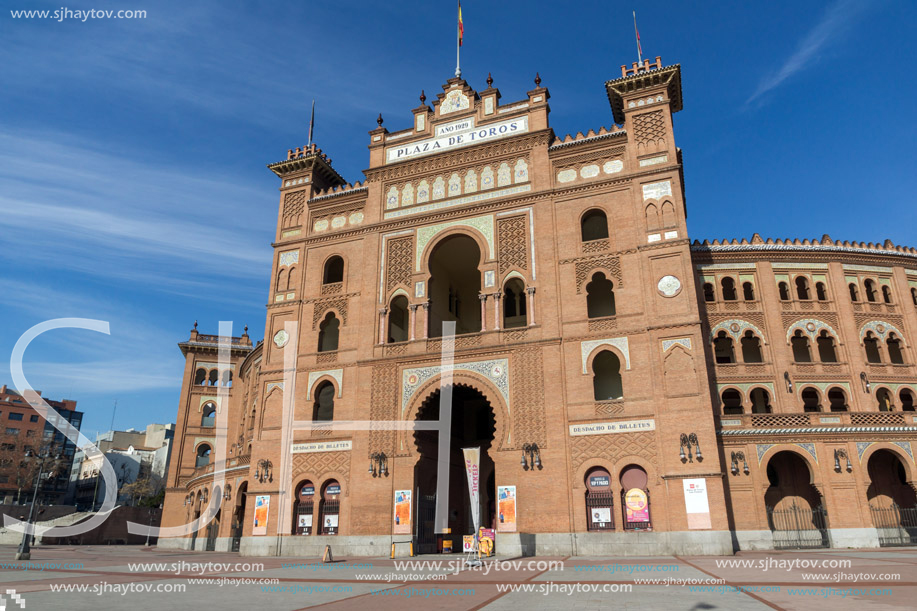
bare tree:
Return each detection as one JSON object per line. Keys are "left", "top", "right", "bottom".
{"left": 120, "top": 476, "right": 155, "bottom": 507}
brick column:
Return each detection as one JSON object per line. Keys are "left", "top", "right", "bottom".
{"left": 479, "top": 294, "right": 488, "bottom": 332}
{"left": 422, "top": 301, "right": 430, "bottom": 339}
{"left": 378, "top": 307, "right": 388, "bottom": 345}
{"left": 408, "top": 304, "right": 418, "bottom": 341}
{"left": 526, "top": 287, "right": 536, "bottom": 326}
{"left": 492, "top": 291, "right": 502, "bottom": 331}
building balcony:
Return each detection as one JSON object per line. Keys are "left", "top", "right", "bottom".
{"left": 716, "top": 410, "right": 917, "bottom": 432}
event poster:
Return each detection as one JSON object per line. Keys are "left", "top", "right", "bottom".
{"left": 624, "top": 488, "right": 649, "bottom": 523}
{"left": 591, "top": 507, "right": 612, "bottom": 525}
{"left": 479, "top": 527, "right": 495, "bottom": 556}
{"left": 463, "top": 535, "right": 475, "bottom": 553}
{"left": 497, "top": 485, "right": 517, "bottom": 532}
{"left": 253, "top": 494, "right": 270, "bottom": 535}
{"left": 462, "top": 447, "right": 481, "bottom": 536}
{"left": 682, "top": 478, "right": 712, "bottom": 529}
{"left": 298, "top": 514, "right": 312, "bottom": 531}
{"left": 393, "top": 489, "right": 412, "bottom": 534}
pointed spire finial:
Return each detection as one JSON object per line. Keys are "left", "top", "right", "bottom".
{"left": 244, "top": 325, "right": 249, "bottom": 334}
{"left": 420, "top": 90, "right": 426, "bottom": 104}
{"left": 377, "top": 113, "right": 383, "bottom": 127}
{"left": 486, "top": 72, "right": 493, "bottom": 87}
{"left": 534, "top": 72, "right": 542, "bottom": 87}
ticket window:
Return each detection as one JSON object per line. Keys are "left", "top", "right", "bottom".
{"left": 585, "top": 467, "right": 614, "bottom": 531}
{"left": 320, "top": 480, "right": 341, "bottom": 535}
{"left": 294, "top": 481, "right": 315, "bottom": 535}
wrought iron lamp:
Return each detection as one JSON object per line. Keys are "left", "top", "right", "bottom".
{"left": 520, "top": 443, "right": 542, "bottom": 470}
{"left": 679, "top": 433, "right": 702, "bottom": 463}
{"left": 860, "top": 372, "right": 870, "bottom": 393}
{"left": 834, "top": 449, "right": 852, "bottom": 473}
{"left": 254, "top": 459, "right": 273, "bottom": 483}
{"left": 369, "top": 452, "right": 388, "bottom": 477}
{"left": 784, "top": 371, "right": 793, "bottom": 393}
{"left": 730, "top": 451, "right": 749, "bottom": 476}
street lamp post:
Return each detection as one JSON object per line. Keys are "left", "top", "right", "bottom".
{"left": 16, "top": 449, "right": 61, "bottom": 561}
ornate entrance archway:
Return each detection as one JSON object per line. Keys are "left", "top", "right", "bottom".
{"left": 764, "top": 450, "right": 828, "bottom": 548}
{"left": 867, "top": 449, "right": 917, "bottom": 546}
{"left": 413, "top": 384, "right": 496, "bottom": 553}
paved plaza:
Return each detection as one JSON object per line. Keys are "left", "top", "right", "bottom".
{"left": 1, "top": 544, "right": 916, "bottom": 610}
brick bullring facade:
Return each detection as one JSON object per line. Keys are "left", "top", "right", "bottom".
{"left": 159, "top": 57, "right": 917, "bottom": 556}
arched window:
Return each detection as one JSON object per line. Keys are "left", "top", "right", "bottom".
{"left": 581, "top": 209, "right": 609, "bottom": 241}
{"left": 740, "top": 331, "right": 763, "bottom": 363}
{"left": 790, "top": 331, "right": 812, "bottom": 362}
{"left": 877, "top": 388, "right": 894, "bottom": 412}
{"left": 713, "top": 331, "right": 736, "bottom": 364}
{"left": 750, "top": 388, "right": 772, "bottom": 414}
{"left": 742, "top": 282, "right": 755, "bottom": 301}
{"left": 882, "top": 285, "right": 893, "bottom": 304}
{"left": 887, "top": 333, "right": 904, "bottom": 364}
{"left": 313, "top": 381, "right": 335, "bottom": 421}
{"left": 194, "top": 368, "right": 207, "bottom": 385}
{"left": 585, "top": 467, "right": 614, "bottom": 531}
{"left": 864, "top": 279, "right": 878, "bottom": 302}
{"left": 620, "top": 465, "right": 650, "bottom": 530}
{"left": 586, "top": 272, "right": 616, "bottom": 318}
{"left": 849, "top": 283, "right": 860, "bottom": 302}
{"left": 323, "top": 256, "right": 344, "bottom": 284}
{"left": 387, "top": 295, "right": 409, "bottom": 342}
{"left": 827, "top": 387, "right": 848, "bottom": 412}
{"left": 201, "top": 403, "right": 216, "bottom": 427}
{"left": 703, "top": 282, "right": 715, "bottom": 302}
{"left": 816, "top": 331, "right": 838, "bottom": 363}
{"left": 901, "top": 389, "right": 915, "bottom": 412}
{"left": 208, "top": 369, "right": 219, "bottom": 386}
{"left": 815, "top": 282, "right": 828, "bottom": 301}
{"left": 592, "top": 350, "right": 623, "bottom": 400}
{"left": 661, "top": 201, "right": 676, "bottom": 228}
{"left": 864, "top": 331, "right": 882, "bottom": 363}
{"left": 428, "top": 234, "right": 482, "bottom": 336}
{"left": 778, "top": 282, "right": 790, "bottom": 301}
{"left": 221, "top": 370, "right": 232, "bottom": 387}
{"left": 721, "top": 277, "right": 737, "bottom": 301}
{"left": 317, "top": 312, "right": 340, "bottom": 352}
{"left": 502, "top": 278, "right": 527, "bottom": 328}
{"left": 721, "top": 389, "right": 743, "bottom": 415}
{"left": 319, "top": 480, "right": 341, "bottom": 535}
{"left": 912, "top": 288, "right": 917, "bottom": 306}
{"left": 195, "top": 444, "right": 212, "bottom": 468}
{"left": 801, "top": 388, "right": 821, "bottom": 412}
{"left": 795, "top": 276, "right": 810, "bottom": 300}
{"left": 293, "top": 480, "right": 315, "bottom": 535}
{"left": 276, "top": 268, "right": 288, "bottom": 292}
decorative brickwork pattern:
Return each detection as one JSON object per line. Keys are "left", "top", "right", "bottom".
{"left": 321, "top": 282, "right": 343, "bottom": 295}
{"left": 369, "top": 364, "right": 399, "bottom": 455}
{"left": 312, "top": 296, "right": 348, "bottom": 329}
{"left": 498, "top": 216, "right": 528, "bottom": 275}
{"left": 574, "top": 255, "right": 622, "bottom": 293}
{"left": 582, "top": 239, "right": 609, "bottom": 254}
{"left": 570, "top": 430, "right": 657, "bottom": 474}
{"left": 633, "top": 111, "right": 666, "bottom": 149}
{"left": 588, "top": 317, "right": 618, "bottom": 332}
{"left": 850, "top": 413, "right": 905, "bottom": 426}
{"left": 292, "top": 450, "right": 351, "bottom": 492}
{"left": 386, "top": 237, "right": 414, "bottom": 293}
{"left": 751, "top": 414, "right": 811, "bottom": 428}
{"left": 512, "top": 348, "right": 546, "bottom": 449}
{"left": 282, "top": 191, "right": 305, "bottom": 228}
{"left": 595, "top": 402, "right": 625, "bottom": 417}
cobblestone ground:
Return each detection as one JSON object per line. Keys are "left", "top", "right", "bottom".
{"left": 1, "top": 544, "right": 916, "bottom": 610}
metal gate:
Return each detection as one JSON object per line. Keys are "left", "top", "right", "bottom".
{"left": 415, "top": 493, "right": 437, "bottom": 554}
{"left": 586, "top": 492, "right": 615, "bottom": 531}
{"left": 205, "top": 519, "right": 219, "bottom": 552}
{"left": 319, "top": 499, "right": 340, "bottom": 535}
{"left": 294, "top": 500, "right": 314, "bottom": 535}
{"left": 766, "top": 503, "right": 829, "bottom": 549}
{"left": 230, "top": 519, "right": 242, "bottom": 552}
{"left": 870, "top": 504, "right": 917, "bottom": 546}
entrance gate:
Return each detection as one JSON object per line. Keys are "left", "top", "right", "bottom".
{"left": 870, "top": 504, "right": 917, "bottom": 546}
{"left": 766, "top": 503, "right": 829, "bottom": 549}
{"left": 415, "top": 493, "right": 437, "bottom": 554}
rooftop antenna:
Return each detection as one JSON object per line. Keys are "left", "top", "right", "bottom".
{"left": 633, "top": 10, "right": 643, "bottom": 64}
{"left": 110, "top": 399, "right": 117, "bottom": 433}
{"left": 307, "top": 99, "right": 315, "bottom": 147}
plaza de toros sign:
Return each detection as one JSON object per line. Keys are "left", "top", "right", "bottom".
{"left": 385, "top": 116, "right": 529, "bottom": 163}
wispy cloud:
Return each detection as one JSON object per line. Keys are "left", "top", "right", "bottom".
{"left": 746, "top": 0, "right": 868, "bottom": 105}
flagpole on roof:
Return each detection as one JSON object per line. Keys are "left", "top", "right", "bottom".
{"left": 633, "top": 10, "right": 642, "bottom": 64}
{"left": 307, "top": 99, "right": 315, "bottom": 147}
{"left": 455, "top": 0, "right": 462, "bottom": 78}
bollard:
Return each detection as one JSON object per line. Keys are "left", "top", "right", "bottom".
{"left": 390, "top": 543, "right": 395, "bottom": 559}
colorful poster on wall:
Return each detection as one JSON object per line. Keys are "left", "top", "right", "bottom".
{"left": 324, "top": 514, "right": 339, "bottom": 529}
{"left": 298, "top": 514, "right": 313, "bottom": 530}
{"left": 394, "top": 489, "right": 412, "bottom": 534}
{"left": 682, "top": 478, "right": 712, "bottom": 530}
{"left": 479, "top": 527, "right": 495, "bottom": 556}
{"left": 253, "top": 494, "right": 270, "bottom": 535}
{"left": 463, "top": 535, "right": 475, "bottom": 553}
{"left": 462, "top": 447, "right": 481, "bottom": 537}
{"left": 624, "top": 488, "right": 649, "bottom": 524}
{"left": 497, "top": 485, "right": 517, "bottom": 532}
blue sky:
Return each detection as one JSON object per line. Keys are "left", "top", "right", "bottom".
{"left": 1, "top": 0, "right": 914, "bottom": 437}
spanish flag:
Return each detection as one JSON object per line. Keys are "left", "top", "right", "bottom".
{"left": 458, "top": 1, "right": 464, "bottom": 47}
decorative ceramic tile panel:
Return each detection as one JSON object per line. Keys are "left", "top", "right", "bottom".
{"left": 415, "top": 215, "right": 495, "bottom": 270}
{"left": 557, "top": 169, "right": 577, "bottom": 183}
{"left": 440, "top": 89, "right": 470, "bottom": 115}
{"left": 785, "top": 319, "right": 839, "bottom": 342}
{"left": 306, "top": 369, "right": 343, "bottom": 399}
{"left": 859, "top": 320, "right": 903, "bottom": 342}
{"left": 662, "top": 338, "right": 692, "bottom": 352}
{"left": 603, "top": 160, "right": 624, "bottom": 174}
{"left": 580, "top": 164, "right": 600, "bottom": 178}
{"left": 401, "top": 358, "right": 509, "bottom": 415}
{"left": 581, "top": 337, "right": 631, "bottom": 373}
{"left": 642, "top": 181, "right": 672, "bottom": 200}
{"left": 279, "top": 250, "right": 299, "bottom": 266}
{"left": 710, "top": 319, "right": 767, "bottom": 342}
